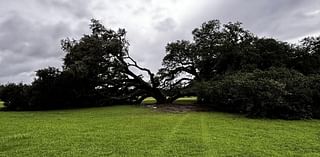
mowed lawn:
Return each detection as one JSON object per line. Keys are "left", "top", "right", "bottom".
{"left": 0, "top": 105, "right": 320, "bottom": 156}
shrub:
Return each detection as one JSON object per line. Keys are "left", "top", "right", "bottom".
{"left": 197, "top": 68, "right": 316, "bottom": 119}
{"left": 0, "top": 67, "right": 116, "bottom": 111}
{"left": 28, "top": 67, "right": 101, "bottom": 110}
{"left": 0, "top": 83, "right": 31, "bottom": 110}
{"left": 307, "top": 75, "right": 320, "bottom": 118}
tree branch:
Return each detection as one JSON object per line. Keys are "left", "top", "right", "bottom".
{"left": 115, "top": 55, "right": 153, "bottom": 91}
{"left": 161, "top": 66, "right": 197, "bottom": 82}
{"left": 171, "top": 78, "right": 193, "bottom": 87}
{"left": 126, "top": 56, "right": 158, "bottom": 87}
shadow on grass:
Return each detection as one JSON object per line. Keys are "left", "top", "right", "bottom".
{"left": 0, "top": 102, "right": 135, "bottom": 112}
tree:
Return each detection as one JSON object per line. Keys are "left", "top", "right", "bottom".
{"left": 28, "top": 67, "right": 77, "bottom": 109}
{"left": 159, "top": 20, "right": 257, "bottom": 92}
{"left": 290, "top": 36, "right": 320, "bottom": 75}
{"left": 0, "top": 83, "right": 30, "bottom": 110}
{"left": 29, "top": 67, "right": 62, "bottom": 107}
{"left": 195, "top": 68, "right": 315, "bottom": 119}
{"left": 251, "top": 38, "right": 292, "bottom": 70}
{"left": 61, "top": 19, "right": 168, "bottom": 104}
{"left": 2, "top": 18, "right": 320, "bottom": 112}
{"left": 159, "top": 20, "right": 304, "bottom": 90}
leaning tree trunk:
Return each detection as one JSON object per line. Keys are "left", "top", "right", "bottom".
{"left": 150, "top": 87, "right": 196, "bottom": 104}
{"left": 151, "top": 88, "right": 167, "bottom": 104}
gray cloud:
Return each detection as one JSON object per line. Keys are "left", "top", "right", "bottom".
{"left": 0, "top": 14, "right": 67, "bottom": 82}
{"left": 0, "top": 0, "right": 320, "bottom": 84}
{"left": 154, "top": 18, "right": 177, "bottom": 32}
{"left": 189, "top": 0, "right": 320, "bottom": 41}
{"left": 39, "top": 0, "right": 91, "bottom": 19}
{"left": 0, "top": 0, "right": 92, "bottom": 84}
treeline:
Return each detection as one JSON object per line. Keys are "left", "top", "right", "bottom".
{"left": 0, "top": 67, "right": 114, "bottom": 110}
{"left": 196, "top": 68, "right": 320, "bottom": 119}
{"left": 1, "top": 19, "right": 320, "bottom": 119}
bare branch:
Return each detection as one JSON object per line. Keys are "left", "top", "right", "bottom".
{"left": 126, "top": 56, "right": 158, "bottom": 87}
{"left": 162, "top": 66, "right": 199, "bottom": 82}
{"left": 171, "top": 78, "right": 193, "bottom": 87}
{"left": 114, "top": 55, "right": 153, "bottom": 90}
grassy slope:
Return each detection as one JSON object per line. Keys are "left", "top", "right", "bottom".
{"left": 0, "top": 106, "right": 320, "bottom": 157}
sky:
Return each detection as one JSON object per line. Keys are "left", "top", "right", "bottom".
{"left": 0, "top": 0, "right": 320, "bottom": 84}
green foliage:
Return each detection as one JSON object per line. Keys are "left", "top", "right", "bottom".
{"left": 197, "top": 68, "right": 319, "bottom": 119}
{"left": 0, "top": 101, "right": 3, "bottom": 108}
{"left": 0, "top": 106, "right": 319, "bottom": 156}
{"left": 29, "top": 67, "right": 65, "bottom": 109}
{"left": 289, "top": 36, "right": 320, "bottom": 75}
{"left": 159, "top": 20, "right": 257, "bottom": 85}
{"left": 62, "top": 19, "right": 167, "bottom": 104}
{"left": 0, "top": 83, "right": 31, "bottom": 110}
{"left": 61, "top": 19, "right": 133, "bottom": 104}
{"left": 1, "top": 19, "right": 166, "bottom": 110}
{"left": 160, "top": 20, "right": 320, "bottom": 101}
{"left": 28, "top": 67, "right": 89, "bottom": 109}
{"left": 250, "top": 38, "right": 292, "bottom": 70}
{"left": 2, "top": 18, "right": 320, "bottom": 116}
{"left": 306, "top": 75, "right": 320, "bottom": 118}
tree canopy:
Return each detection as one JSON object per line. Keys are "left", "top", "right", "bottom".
{"left": 1, "top": 19, "right": 320, "bottom": 119}
{"left": 159, "top": 20, "right": 320, "bottom": 87}
{"left": 61, "top": 19, "right": 168, "bottom": 104}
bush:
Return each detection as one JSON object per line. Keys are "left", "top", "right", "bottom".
{"left": 28, "top": 67, "right": 102, "bottom": 110}
{"left": 0, "top": 67, "right": 115, "bottom": 111}
{"left": 307, "top": 75, "right": 320, "bottom": 118}
{"left": 0, "top": 83, "right": 31, "bottom": 110}
{"left": 197, "top": 68, "right": 316, "bottom": 119}
{"left": 28, "top": 68, "right": 70, "bottom": 110}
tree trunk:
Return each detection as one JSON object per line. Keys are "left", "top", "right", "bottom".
{"left": 150, "top": 87, "right": 197, "bottom": 104}
{"left": 150, "top": 88, "right": 167, "bottom": 104}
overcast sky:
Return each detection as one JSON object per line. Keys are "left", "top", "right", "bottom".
{"left": 1, "top": 0, "right": 320, "bottom": 84}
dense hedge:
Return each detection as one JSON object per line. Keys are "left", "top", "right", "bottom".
{"left": 197, "top": 68, "right": 320, "bottom": 119}
{"left": 0, "top": 67, "right": 131, "bottom": 111}
{"left": 0, "top": 83, "right": 31, "bottom": 110}
{"left": 0, "top": 68, "right": 110, "bottom": 111}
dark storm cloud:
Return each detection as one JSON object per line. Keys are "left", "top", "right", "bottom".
{"left": 128, "top": 0, "right": 320, "bottom": 75}
{"left": 187, "top": 0, "right": 320, "bottom": 41}
{"left": 0, "top": 14, "right": 69, "bottom": 82}
{"left": 39, "top": 0, "right": 92, "bottom": 19}
{"left": 0, "top": 0, "right": 92, "bottom": 83}
{"left": 1, "top": 0, "right": 320, "bottom": 83}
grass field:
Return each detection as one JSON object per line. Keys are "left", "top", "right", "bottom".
{"left": 0, "top": 105, "right": 320, "bottom": 156}
{"left": 142, "top": 96, "right": 198, "bottom": 105}
{"left": 0, "top": 100, "right": 3, "bottom": 108}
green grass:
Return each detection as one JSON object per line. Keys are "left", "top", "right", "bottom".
{"left": 0, "top": 100, "right": 4, "bottom": 108}
{"left": 0, "top": 106, "right": 320, "bottom": 156}
{"left": 141, "top": 97, "right": 157, "bottom": 104}
{"left": 142, "top": 96, "right": 198, "bottom": 105}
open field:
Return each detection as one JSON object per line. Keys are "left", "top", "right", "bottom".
{"left": 0, "top": 105, "right": 320, "bottom": 156}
